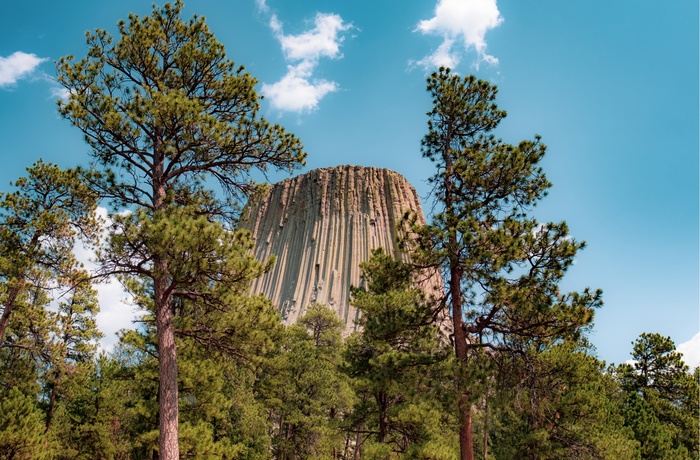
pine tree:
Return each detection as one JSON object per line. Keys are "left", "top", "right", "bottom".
{"left": 42, "top": 271, "right": 103, "bottom": 438}
{"left": 490, "top": 342, "right": 639, "bottom": 459}
{"left": 262, "top": 304, "right": 353, "bottom": 459}
{"left": 411, "top": 67, "right": 601, "bottom": 460}
{"left": 345, "top": 249, "right": 456, "bottom": 458}
{"left": 56, "top": 2, "right": 305, "bottom": 457}
{"left": 0, "top": 387, "right": 49, "bottom": 460}
{"left": 46, "top": 354, "right": 131, "bottom": 459}
{"left": 617, "top": 333, "right": 699, "bottom": 458}
{"left": 0, "top": 161, "right": 99, "bottom": 346}
{"left": 0, "top": 163, "right": 100, "bottom": 457}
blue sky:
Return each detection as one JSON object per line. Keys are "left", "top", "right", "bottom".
{"left": 0, "top": 0, "right": 697, "bottom": 367}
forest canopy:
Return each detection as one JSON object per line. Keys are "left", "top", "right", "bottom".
{"left": 0, "top": 2, "right": 696, "bottom": 460}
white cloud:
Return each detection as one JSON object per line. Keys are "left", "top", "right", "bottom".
{"left": 421, "top": 38, "right": 459, "bottom": 69}
{"left": 0, "top": 51, "right": 70, "bottom": 99}
{"left": 677, "top": 331, "right": 700, "bottom": 370}
{"left": 415, "top": 0, "right": 503, "bottom": 70}
{"left": 255, "top": 0, "right": 269, "bottom": 13}
{"left": 93, "top": 278, "right": 136, "bottom": 352}
{"left": 262, "top": 61, "right": 338, "bottom": 112}
{"left": 262, "top": 12, "right": 352, "bottom": 113}
{"left": 50, "top": 85, "right": 71, "bottom": 101}
{"left": 74, "top": 207, "right": 138, "bottom": 352}
{"left": 275, "top": 13, "right": 350, "bottom": 61}
{"left": 0, "top": 51, "right": 47, "bottom": 87}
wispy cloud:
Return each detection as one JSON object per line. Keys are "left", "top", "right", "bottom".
{"left": 49, "top": 85, "right": 70, "bottom": 101}
{"left": 0, "top": 51, "right": 47, "bottom": 87}
{"left": 255, "top": 0, "right": 269, "bottom": 13}
{"left": 415, "top": 0, "right": 503, "bottom": 70}
{"left": 262, "top": 12, "right": 353, "bottom": 112}
{"left": 677, "top": 331, "right": 700, "bottom": 370}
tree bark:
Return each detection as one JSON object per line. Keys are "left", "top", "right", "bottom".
{"left": 451, "top": 266, "right": 475, "bottom": 460}
{"left": 353, "top": 422, "right": 363, "bottom": 460}
{"left": 151, "top": 141, "right": 179, "bottom": 460}
{"left": 483, "top": 391, "right": 489, "bottom": 459}
{"left": 44, "top": 378, "right": 58, "bottom": 449}
{"left": 155, "top": 269, "right": 179, "bottom": 460}
{"left": 459, "top": 395, "right": 474, "bottom": 460}
{"left": 444, "top": 141, "right": 475, "bottom": 460}
{"left": 45, "top": 382, "right": 57, "bottom": 433}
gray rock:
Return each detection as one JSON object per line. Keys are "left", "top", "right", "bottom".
{"left": 240, "top": 165, "right": 442, "bottom": 333}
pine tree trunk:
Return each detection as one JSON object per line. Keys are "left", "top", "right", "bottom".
{"left": 444, "top": 139, "right": 475, "bottom": 460}
{"left": 44, "top": 379, "right": 58, "bottom": 449}
{"left": 449, "top": 233, "right": 474, "bottom": 460}
{"left": 353, "top": 422, "right": 363, "bottom": 460}
{"left": 483, "top": 391, "right": 489, "bottom": 459}
{"left": 459, "top": 396, "right": 474, "bottom": 460}
{"left": 44, "top": 379, "right": 58, "bottom": 434}
{"left": 155, "top": 271, "right": 179, "bottom": 460}
{"left": 152, "top": 144, "right": 179, "bottom": 460}
{"left": 452, "top": 273, "right": 475, "bottom": 460}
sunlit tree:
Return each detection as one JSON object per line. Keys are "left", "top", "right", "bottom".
{"left": 56, "top": 2, "right": 305, "bottom": 457}
{"left": 411, "top": 67, "right": 601, "bottom": 459}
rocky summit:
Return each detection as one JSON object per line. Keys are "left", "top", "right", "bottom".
{"left": 240, "top": 165, "right": 439, "bottom": 332}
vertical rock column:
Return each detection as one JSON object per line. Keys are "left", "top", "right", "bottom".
{"left": 240, "top": 165, "right": 438, "bottom": 332}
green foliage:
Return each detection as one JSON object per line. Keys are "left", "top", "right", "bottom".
{"left": 56, "top": 0, "right": 305, "bottom": 211}
{"left": 47, "top": 356, "right": 132, "bottom": 459}
{"left": 490, "top": 343, "right": 639, "bottom": 459}
{"left": 55, "top": 1, "right": 305, "bottom": 456}
{"left": 49, "top": 276, "right": 103, "bottom": 362}
{"left": 95, "top": 318, "right": 278, "bottom": 460}
{"left": 108, "top": 202, "right": 281, "bottom": 361}
{"left": 0, "top": 387, "right": 49, "bottom": 460}
{"left": 0, "top": 160, "right": 99, "bottom": 266}
{"left": 616, "top": 333, "right": 699, "bottom": 459}
{"left": 346, "top": 249, "right": 456, "bottom": 457}
{"left": 416, "top": 68, "right": 601, "bottom": 351}
{"left": 262, "top": 304, "right": 354, "bottom": 459}
{"left": 41, "top": 274, "right": 106, "bottom": 455}
{"left": 411, "top": 67, "right": 602, "bottom": 459}
{"left": 0, "top": 287, "right": 48, "bottom": 394}
{"left": 177, "top": 335, "right": 278, "bottom": 459}
{"left": 2, "top": 8, "right": 688, "bottom": 458}
{"left": 0, "top": 160, "right": 99, "bottom": 346}
{"left": 624, "top": 333, "right": 691, "bottom": 399}
{"left": 0, "top": 163, "right": 103, "bottom": 458}
{"left": 622, "top": 393, "right": 683, "bottom": 459}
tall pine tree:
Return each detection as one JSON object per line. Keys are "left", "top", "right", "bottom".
{"left": 412, "top": 68, "right": 601, "bottom": 460}
{"left": 56, "top": 2, "right": 305, "bottom": 457}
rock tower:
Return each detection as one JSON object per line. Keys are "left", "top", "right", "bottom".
{"left": 240, "top": 165, "right": 439, "bottom": 332}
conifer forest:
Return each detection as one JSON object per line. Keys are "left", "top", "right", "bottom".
{"left": 0, "top": 2, "right": 697, "bottom": 459}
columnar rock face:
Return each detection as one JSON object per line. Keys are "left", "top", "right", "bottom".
{"left": 240, "top": 165, "right": 438, "bottom": 332}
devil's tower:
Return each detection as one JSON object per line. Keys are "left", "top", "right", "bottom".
{"left": 240, "top": 165, "right": 438, "bottom": 332}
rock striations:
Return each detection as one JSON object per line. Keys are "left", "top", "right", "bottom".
{"left": 240, "top": 165, "right": 438, "bottom": 332}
